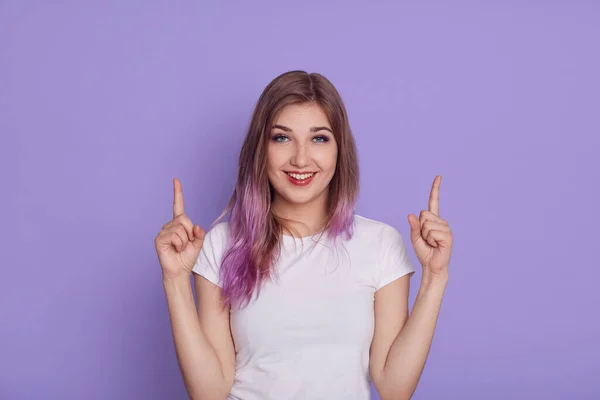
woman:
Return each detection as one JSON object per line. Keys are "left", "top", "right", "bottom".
{"left": 155, "top": 71, "right": 453, "bottom": 400}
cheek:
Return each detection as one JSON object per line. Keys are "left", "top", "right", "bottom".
{"left": 320, "top": 147, "right": 338, "bottom": 172}
{"left": 266, "top": 146, "right": 283, "bottom": 171}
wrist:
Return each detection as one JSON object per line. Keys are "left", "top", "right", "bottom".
{"left": 162, "top": 271, "right": 192, "bottom": 286}
{"left": 420, "top": 269, "right": 448, "bottom": 290}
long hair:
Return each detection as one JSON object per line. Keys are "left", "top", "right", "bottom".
{"left": 213, "top": 70, "right": 359, "bottom": 307}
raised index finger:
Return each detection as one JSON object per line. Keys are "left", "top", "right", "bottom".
{"left": 428, "top": 175, "right": 441, "bottom": 216}
{"left": 173, "top": 178, "right": 184, "bottom": 219}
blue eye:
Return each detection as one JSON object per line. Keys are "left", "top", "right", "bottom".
{"left": 271, "top": 134, "right": 330, "bottom": 143}
{"left": 313, "top": 136, "right": 330, "bottom": 143}
{"left": 272, "top": 134, "right": 289, "bottom": 143}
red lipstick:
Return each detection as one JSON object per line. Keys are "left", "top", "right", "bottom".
{"left": 285, "top": 171, "right": 317, "bottom": 186}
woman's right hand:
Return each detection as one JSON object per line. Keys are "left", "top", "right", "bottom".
{"left": 154, "top": 178, "right": 206, "bottom": 280}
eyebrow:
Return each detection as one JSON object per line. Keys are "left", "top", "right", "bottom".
{"left": 272, "top": 124, "right": 333, "bottom": 133}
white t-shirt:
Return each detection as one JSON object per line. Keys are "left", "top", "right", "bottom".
{"left": 192, "top": 214, "right": 415, "bottom": 400}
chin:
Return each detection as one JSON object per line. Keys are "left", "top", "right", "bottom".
{"left": 280, "top": 191, "right": 320, "bottom": 205}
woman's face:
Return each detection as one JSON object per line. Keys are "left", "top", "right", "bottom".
{"left": 267, "top": 102, "right": 338, "bottom": 208}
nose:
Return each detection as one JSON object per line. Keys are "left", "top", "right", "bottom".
{"left": 290, "top": 142, "right": 309, "bottom": 168}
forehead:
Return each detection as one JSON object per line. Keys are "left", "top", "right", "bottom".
{"left": 272, "top": 103, "right": 331, "bottom": 129}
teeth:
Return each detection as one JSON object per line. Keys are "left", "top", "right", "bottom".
{"left": 287, "top": 172, "right": 315, "bottom": 180}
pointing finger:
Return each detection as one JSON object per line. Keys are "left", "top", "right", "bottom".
{"left": 428, "top": 175, "right": 441, "bottom": 216}
{"left": 173, "top": 178, "right": 184, "bottom": 219}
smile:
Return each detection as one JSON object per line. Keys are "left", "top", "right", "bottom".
{"left": 284, "top": 171, "right": 317, "bottom": 186}
{"left": 285, "top": 172, "right": 316, "bottom": 180}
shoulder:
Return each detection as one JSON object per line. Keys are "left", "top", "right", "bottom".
{"left": 203, "top": 220, "right": 230, "bottom": 249}
{"left": 352, "top": 214, "right": 410, "bottom": 257}
{"left": 207, "top": 220, "right": 229, "bottom": 236}
{"left": 353, "top": 214, "right": 404, "bottom": 242}
{"left": 193, "top": 220, "right": 230, "bottom": 278}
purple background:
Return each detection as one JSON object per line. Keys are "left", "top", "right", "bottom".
{"left": 2, "top": 1, "right": 599, "bottom": 399}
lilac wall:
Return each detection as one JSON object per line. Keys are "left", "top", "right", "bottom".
{"left": 2, "top": 1, "right": 599, "bottom": 399}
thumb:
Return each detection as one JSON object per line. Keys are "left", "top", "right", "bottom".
{"left": 408, "top": 214, "right": 422, "bottom": 243}
{"left": 192, "top": 225, "right": 206, "bottom": 250}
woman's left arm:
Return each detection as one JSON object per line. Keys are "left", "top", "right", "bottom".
{"left": 371, "top": 176, "right": 453, "bottom": 400}
{"left": 371, "top": 271, "right": 447, "bottom": 400}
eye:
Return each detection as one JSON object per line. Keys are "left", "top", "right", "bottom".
{"left": 312, "top": 135, "right": 330, "bottom": 143}
{"left": 271, "top": 134, "right": 289, "bottom": 143}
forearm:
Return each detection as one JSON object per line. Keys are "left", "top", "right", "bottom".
{"left": 379, "top": 271, "right": 447, "bottom": 400}
{"left": 163, "top": 275, "right": 229, "bottom": 400}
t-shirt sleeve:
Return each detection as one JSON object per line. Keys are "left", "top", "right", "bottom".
{"left": 192, "top": 222, "right": 228, "bottom": 287}
{"left": 376, "top": 226, "right": 416, "bottom": 290}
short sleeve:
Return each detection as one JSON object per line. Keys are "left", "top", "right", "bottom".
{"left": 192, "top": 222, "right": 229, "bottom": 287}
{"left": 376, "top": 226, "right": 416, "bottom": 290}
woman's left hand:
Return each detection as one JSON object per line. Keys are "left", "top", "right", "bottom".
{"left": 408, "top": 175, "right": 453, "bottom": 277}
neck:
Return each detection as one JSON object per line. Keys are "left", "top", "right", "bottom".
{"left": 272, "top": 195, "right": 328, "bottom": 238}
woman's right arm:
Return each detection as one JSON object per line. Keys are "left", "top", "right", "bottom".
{"left": 157, "top": 178, "right": 235, "bottom": 400}
{"left": 163, "top": 273, "right": 235, "bottom": 400}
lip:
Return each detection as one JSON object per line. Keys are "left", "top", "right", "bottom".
{"left": 284, "top": 171, "right": 317, "bottom": 187}
{"left": 284, "top": 171, "right": 318, "bottom": 174}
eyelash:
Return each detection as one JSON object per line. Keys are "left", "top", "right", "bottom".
{"left": 271, "top": 134, "right": 330, "bottom": 143}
